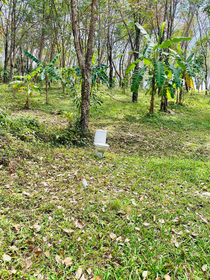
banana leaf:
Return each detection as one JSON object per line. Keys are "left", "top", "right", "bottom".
{"left": 131, "top": 66, "right": 147, "bottom": 92}
{"left": 154, "top": 61, "right": 165, "bottom": 88}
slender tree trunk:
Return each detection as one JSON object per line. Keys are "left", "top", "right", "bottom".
{"left": 80, "top": 70, "right": 91, "bottom": 129}
{"left": 9, "top": 0, "right": 17, "bottom": 82}
{"left": 107, "top": 28, "right": 113, "bottom": 88}
{"left": 46, "top": 75, "right": 49, "bottom": 104}
{"left": 62, "top": 38, "right": 66, "bottom": 94}
{"left": 25, "top": 92, "right": 29, "bottom": 109}
{"left": 3, "top": 36, "right": 9, "bottom": 83}
{"left": 149, "top": 74, "right": 155, "bottom": 114}
{"left": 132, "top": 16, "right": 140, "bottom": 103}
{"left": 179, "top": 88, "right": 183, "bottom": 104}
{"left": 205, "top": 62, "right": 208, "bottom": 95}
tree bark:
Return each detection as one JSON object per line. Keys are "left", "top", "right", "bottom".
{"left": 46, "top": 75, "right": 49, "bottom": 104}
{"left": 160, "top": 94, "right": 168, "bottom": 112}
{"left": 149, "top": 74, "right": 155, "bottom": 114}
{"left": 71, "top": 0, "right": 98, "bottom": 131}
{"left": 9, "top": 0, "right": 17, "bottom": 82}
{"left": 132, "top": 18, "right": 140, "bottom": 103}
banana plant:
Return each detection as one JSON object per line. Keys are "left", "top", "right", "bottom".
{"left": 23, "top": 50, "right": 64, "bottom": 104}
{"left": 9, "top": 72, "right": 43, "bottom": 109}
{"left": 126, "top": 22, "right": 191, "bottom": 113}
{"left": 168, "top": 45, "right": 204, "bottom": 103}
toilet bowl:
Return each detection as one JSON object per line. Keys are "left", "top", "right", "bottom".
{"left": 94, "top": 130, "right": 109, "bottom": 157}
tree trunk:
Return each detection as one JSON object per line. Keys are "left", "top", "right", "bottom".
{"left": 62, "top": 38, "right": 66, "bottom": 94}
{"left": 25, "top": 93, "right": 29, "bottom": 109}
{"left": 3, "top": 37, "right": 9, "bottom": 83}
{"left": 9, "top": 0, "right": 17, "bottom": 82}
{"left": 46, "top": 75, "right": 49, "bottom": 104}
{"left": 179, "top": 88, "right": 183, "bottom": 104}
{"left": 80, "top": 71, "right": 91, "bottom": 130}
{"left": 205, "top": 63, "right": 208, "bottom": 95}
{"left": 132, "top": 16, "right": 140, "bottom": 103}
{"left": 107, "top": 29, "right": 113, "bottom": 88}
{"left": 160, "top": 94, "right": 168, "bottom": 112}
{"left": 70, "top": 0, "right": 98, "bottom": 132}
{"left": 149, "top": 74, "right": 155, "bottom": 114}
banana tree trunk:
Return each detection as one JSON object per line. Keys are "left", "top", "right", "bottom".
{"left": 160, "top": 94, "right": 168, "bottom": 112}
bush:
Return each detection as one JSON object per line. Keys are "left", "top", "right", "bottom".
{"left": 0, "top": 111, "right": 90, "bottom": 147}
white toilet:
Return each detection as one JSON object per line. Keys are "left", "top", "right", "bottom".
{"left": 94, "top": 130, "right": 109, "bottom": 157}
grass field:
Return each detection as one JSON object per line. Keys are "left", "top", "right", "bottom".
{"left": 0, "top": 84, "right": 210, "bottom": 280}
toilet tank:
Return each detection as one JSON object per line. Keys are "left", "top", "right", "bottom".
{"left": 94, "top": 130, "right": 107, "bottom": 144}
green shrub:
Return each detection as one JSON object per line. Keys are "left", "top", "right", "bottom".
{"left": 0, "top": 111, "right": 90, "bottom": 146}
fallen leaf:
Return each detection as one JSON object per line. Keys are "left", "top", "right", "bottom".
{"left": 155, "top": 278, "right": 161, "bottom": 280}
{"left": 110, "top": 233, "right": 117, "bottom": 239}
{"left": 174, "top": 241, "right": 179, "bottom": 248}
{"left": 91, "top": 277, "right": 101, "bottom": 280}
{"left": 142, "top": 270, "right": 148, "bottom": 279}
{"left": 59, "top": 249, "right": 64, "bottom": 256}
{"left": 63, "top": 257, "right": 72, "bottom": 267}
{"left": 45, "top": 251, "right": 50, "bottom": 258}
{"left": 35, "top": 248, "right": 42, "bottom": 256}
{"left": 13, "top": 224, "right": 20, "bottom": 231}
{"left": 116, "top": 211, "right": 126, "bottom": 215}
{"left": 140, "top": 197, "right": 144, "bottom": 201}
{"left": 33, "top": 224, "right": 41, "bottom": 232}
{"left": 25, "top": 261, "right": 32, "bottom": 269}
{"left": 23, "top": 191, "right": 31, "bottom": 196}
{"left": 202, "top": 264, "right": 208, "bottom": 272}
{"left": 63, "top": 228, "right": 74, "bottom": 234}
{"left": 135, "top": 227, "right": 140, "bottom": 232}
{"left": 28, "top": 245, "right": 34, "bottom": 250}
{"left": 171, "top": 229, "right": 183, "bottom": 235}
{"left": 116, "top": 236, "right": 122, "bottom": 241}
{"left": 143, "top": 222, "right": 150, "bottom": 227}
{"left": 75, "top": 220, "right": 84, "bottom": 229}
{"left": 9, "top": 246, "right": 18, "bottom": 251}
{"left": 159, "top": 219, "right": 165, "bottom": 224}
{"left": 75, "top": 267, "right": 83, "bottom": 279}
{"left": 196, "top": 213, "right": 209, "bottom": 224}
{"left": 55, "top": 255, "right": 61, "bottom": 264}
{"left": 80, "top": 275, "right": 87, "bottom": 280}
{"left": 87, "top": 268, "right": 92, "bottom": 275}
{"left": 164, "top": 275, "right": 171, "bottom": 280}
{"left": 131, "top": 199, "right": 137, "bottom": 206}
{"left": 10, "top": 270, "right": 17, "bottom": 274}
{"left": 3, "top": 254, "right": 11, "bottom": 262}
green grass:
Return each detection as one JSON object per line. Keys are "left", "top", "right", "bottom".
{"left": 0, "top": 84, "right": 210, "bottom": 279}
